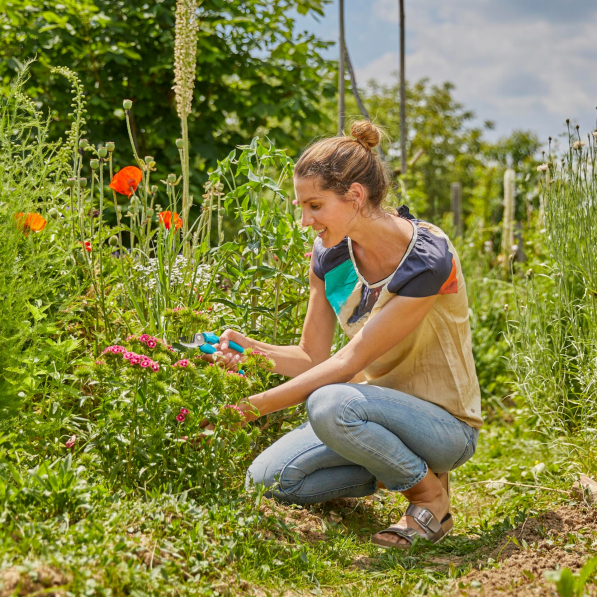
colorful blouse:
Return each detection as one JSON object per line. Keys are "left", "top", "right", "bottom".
{"left": 312, "top": 207, "right": 482, "bottom": 428}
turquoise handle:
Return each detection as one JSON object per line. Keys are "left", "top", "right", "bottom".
{"left": 228, "top": 340, "right": 245, "bottom": 354}
{"left": 202, "top": 332, "right": 244, "bottom": 354}
{"left": 199, "top": 344, "right": 216, "bottom": 355}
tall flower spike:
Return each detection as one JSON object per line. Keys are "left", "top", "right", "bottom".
{"left": 173, "top": 0, "right": 198, "bottom": 122}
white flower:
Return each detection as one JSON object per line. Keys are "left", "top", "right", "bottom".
{"left": 592, "top": 131, "right": 597, "bottom": 138}
{"left": 511, "top": 244, "right": 519, "bottom": 253}
{"left": 537, "top": 163, "right": 549, "bottom": 172}
{"left": 572, "top": 140, "right": 585, "bottom": 150}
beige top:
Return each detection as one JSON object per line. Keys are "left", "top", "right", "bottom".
{"left": 313, "top": 213, "right": 483, "bottom": 429}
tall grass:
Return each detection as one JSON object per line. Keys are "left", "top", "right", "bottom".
{"left": 509, "top": 129, "right": 597, "bottom": 470}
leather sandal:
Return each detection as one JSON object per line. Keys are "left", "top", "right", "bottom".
{"left": 371, "top": 503, "right": 453, "bottom": 548}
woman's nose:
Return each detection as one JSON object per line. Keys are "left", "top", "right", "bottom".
{"left": 301, "top": 211, "right": 314, "bottom": 228}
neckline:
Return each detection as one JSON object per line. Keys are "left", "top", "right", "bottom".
{"left": 347, "top": 219, "right": 418, "bottom": 289}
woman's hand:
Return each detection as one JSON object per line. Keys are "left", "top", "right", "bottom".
{"left": 211, "top": 329, "right": 249, "bottom": 371}
{"left": 198, "top": 400, "right": 261, "bottom": 436}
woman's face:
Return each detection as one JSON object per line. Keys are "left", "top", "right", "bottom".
{"left": 294, "top": 177, "right": 362, "bottom": 248}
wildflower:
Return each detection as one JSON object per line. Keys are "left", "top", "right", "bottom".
{"left": 79, "top": 240, "right": 92, "bottom": 252}
{"left": 572, "top": 140, "right": 585, "bottom": 150}
{"left": 109, "top": 166, "right": 143, "bottom": 197}
{"left": 176, "top": 413, "right": 186, "bottom": 422}
{"left": 111, "top": 345, "right": 126, "bottom": 354}
{"left": 139, "top": 334, "right": 150, "bottom": 342}
{"left": 146, "top": 339, "right": 157, "bottom": 349}
{"left": 173, "top": 359, "right": 189, "bottom": 368}
{"left": 592, "top": 131, "right": 597, "bottom": 138}
{"left": 123, "top": 351, "right": 135, "bottom": 360}
{"left": 140, "top": 359, "right": 151, "bottom": 368}
{"left": 223, "top": 404, "right": 244, "bottom": 414}
{"left": 151, "top": 362, "right": 160, "bottom": 372}
{"left": 159, "top": 210, "right": 183, "bottom": 230}
{"left": 180, "top": 407, "right": 190, "bottom": 415}
{"left": 305, "top": 251, "right": 313, "bottom": 258}
{"left": 64, "top": 434, "right": 77, "bottom": 449}
{"left": 95, "top": 359, "right": 104, "bottom": 365}
{"left": 292, "top": 199, "right": 299, "bottom": 205}
{"left": 537, "top": 164, "right": 549, "bottom": 172}
{"left": 14, "top": 212, "right": 47, "bottom": 233}
{"left": 130, "top": 355, "right": 142, "bottom": 365}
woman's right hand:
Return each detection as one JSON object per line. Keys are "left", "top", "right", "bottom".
{"left": 211, "top": 329, "right": 249, "bottom": 371}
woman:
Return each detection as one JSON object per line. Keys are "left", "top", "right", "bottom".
{"left": 212, "top": 121, "right": 482, "bottom": 548}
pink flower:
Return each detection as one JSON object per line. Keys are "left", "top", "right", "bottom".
{"left": 140, "top": 359, "right": 151, "bottom": 368}
{"left": 151, "top": 362, "right": 160, "bottom": 372}
{"left": 139, "top": 334, "right": 150, "bottom": 343}
{"left": 146, "top": 339, "right": 157, "bottom": 349}
{"left": 176, "top": 413, "right": 185, "bottom": 422}
{"left": 64, "top": 434, "right": 77, "bottom": 449}
{"left": 273, "top": 255, "right": 279, "bottom": 261}
{"left": 123, "top": 352, "right": 135, "bottom": 360}
{"left": 130, "top": 355, "right": 141, "bottom": 365}
{"left": 292, "top": 199, "right": 299, "bottom": 205}
{"left": 173, "top": 359, "right": 189, "bottom": 368}
{"left": 305, "top": 252, "right": 312, "bottom": 258}
{"left": 223, "top": 404, "right": 243, "bottom": 414}
{"left": 126, "top": 335, "right": 135, "bottom": 341}
{"left": 110, "top": 345, "right": 125, "bottom": 354}
{"left": 95, "top": 359, "right": 104, "bottom": 365}
{"left": 180, "top": 407, "right": 190, "bottom": 415}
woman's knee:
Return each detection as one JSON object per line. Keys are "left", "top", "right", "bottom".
{"left": 306, "top": 383, "right": 362, "bottom": 441}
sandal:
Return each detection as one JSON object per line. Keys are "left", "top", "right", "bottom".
{"left": 371, "top": 504, "right": 453, "bottom": 548}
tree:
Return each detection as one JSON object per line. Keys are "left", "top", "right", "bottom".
{"left": 0, "top": 0, "right": 335, "bottom": 189}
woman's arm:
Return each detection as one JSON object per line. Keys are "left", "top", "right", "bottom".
{"left": 217, "top": 262, "right": 337, "bottom": 378}
{"left": 244, "top": 293, "right": 438, "bottom": 420}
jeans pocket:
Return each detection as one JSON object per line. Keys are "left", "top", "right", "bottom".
{"left": 451, "top": 427, "right": 479, "bottom": 470}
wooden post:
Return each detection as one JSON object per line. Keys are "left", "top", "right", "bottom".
{"left": 501, "top": 168, "right": 516, "bottom": 256}
{"left": 399, "top": 0, "right": 407, "bottom": 176}
{"left": 450, "top": 182, "right": 463, "bottom": 237}
{"left": 338, "top": 0, "right": 345, "bottom": 135}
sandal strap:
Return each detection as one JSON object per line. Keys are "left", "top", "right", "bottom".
{"left": 376, "top": 525, "right": 419, "bottom": 544}
{"left": 405, "top": 504, "right": 442, "bottom": 534}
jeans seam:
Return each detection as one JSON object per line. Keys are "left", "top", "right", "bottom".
{"left": 278, "top": 479, "right": 374, "bottom": 500}
{"left": 451, "top": 434, "right": 474, "bottom": 470}
{"left": 276, "top": 441, "right": 336, "bottom": 492}
{"left": 339, "top": 397, "right": 415, "bottom": 477}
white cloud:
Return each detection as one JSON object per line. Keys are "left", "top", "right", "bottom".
{"left": 358, "top": 0, "right": 597, "bottom": 140}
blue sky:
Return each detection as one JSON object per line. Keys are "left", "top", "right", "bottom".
{"left": 297, "top": 0, "right": 597, "bottom": 143}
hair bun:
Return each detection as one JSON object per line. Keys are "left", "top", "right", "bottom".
{"left": 350, "top": 120, "right": 381, "bottom": 150}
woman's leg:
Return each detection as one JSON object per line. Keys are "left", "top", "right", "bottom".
{"left": 246, "top": 421, "right": 378, "bottom": 505}
{"left": 306, "top": 383, "right": 479, "bottom": 544}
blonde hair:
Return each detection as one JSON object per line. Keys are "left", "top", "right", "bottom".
{"left": 294, "top": 121, "right": 390, "bottom": 211}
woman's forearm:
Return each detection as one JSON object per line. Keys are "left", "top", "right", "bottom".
{"left": 243, "top": 338, "right": 327, "bottom": 378}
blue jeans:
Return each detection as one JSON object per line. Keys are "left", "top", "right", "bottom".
{"left": 246, "top": 383, "right": 479, "bottom": 505}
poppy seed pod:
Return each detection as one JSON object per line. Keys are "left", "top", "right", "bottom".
{"left": 79, "top": 178, "right": 88, "bottom": 189}
{"left": 144, "top": 156, "right": 154, "bottom": 165}
{"left": 130, "top": 195, "right": 141, "bottom": 208}
{"left": 218, "top": 208, "right": 225, "bottom": 217}
{"left": 66, "top": 178, "right": 77, "bottom": 188}
{"left": 90, "top": 159, "right": 100, "bottom": 170}
{"left": 151, "top": 185, "right": 158, "bottom": 194}
{"left": 98, "top": 147, "right": 108, "bottom": 158}
{"left": 106, "top": 142, "right": 115, "bottom": 152}
{"left": 176, "top": 139, "right": 184, "bottom": 149}
{"left": 123, "top": 99, "right": 133, "bottom": 110}
{"left": 108, "top": 235, "right": 119, "bottom": 246}
{"left": 48, "top": 208, "right": 60, "bottom": 220}
{"left": 79, "top": 139, "right": 89, "bottom": 149}
{"left": 168, "top": 173, "right": 177, "bottom": 184}
{"left": 146, "top": 208, "right": 154, "bottom": 217}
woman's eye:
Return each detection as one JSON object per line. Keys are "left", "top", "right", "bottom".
{"left": 311, "top": 205, "right": 320, "bottom": 210}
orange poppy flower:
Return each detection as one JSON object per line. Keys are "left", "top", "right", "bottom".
{"left": 158, "top": 210, "right": 183, "bottom": 230}
{"left": 109, "top": 166, "right": 143, "bottom": 197}
{"left": 15, "top": 212, "right": 47, "bottom": 233}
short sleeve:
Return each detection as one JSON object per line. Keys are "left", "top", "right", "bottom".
{"left": 387, "top": 228, "right": 457, "bottom": 297}
{"left": 311, "top": 237, "right": 351, "bottom": 281}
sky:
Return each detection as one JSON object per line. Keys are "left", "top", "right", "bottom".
{"left": 297, "top": 0, "right": 597, "bottom": 143}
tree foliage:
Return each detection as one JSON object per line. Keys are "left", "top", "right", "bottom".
{"left": 0, "top": 0, "right": 334, "bottom": 187}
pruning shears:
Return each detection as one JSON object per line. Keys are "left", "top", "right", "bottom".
{"left": 172, "top": 332, "right": 245, "bottom": 356}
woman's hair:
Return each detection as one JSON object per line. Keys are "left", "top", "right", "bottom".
{"left": 294, "top": 120, "right": 390, "bottom": 211}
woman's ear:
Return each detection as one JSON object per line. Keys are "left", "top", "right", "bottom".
{"left": 348, "top": 182, "right": 367, "bottom": 211}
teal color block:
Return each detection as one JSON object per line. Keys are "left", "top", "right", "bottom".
{"left": 325, "top": 259, "right": 358, "bottom": 315}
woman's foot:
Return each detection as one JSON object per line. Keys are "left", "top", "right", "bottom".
{"left": 372, "top": 470, "right": 451, "bottom": 547}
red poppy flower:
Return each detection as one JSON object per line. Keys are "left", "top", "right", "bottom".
{"left": 109, "top": 166, "right": 143, "bottom": 197}
{"left": 15, "top": 212, "right": 47, "bottom": 233}
{"left": 79, "top": 241, "right": 92, "bottom": 252}
{"left": 158, "top": 210, "right": 182, "bottom": 230}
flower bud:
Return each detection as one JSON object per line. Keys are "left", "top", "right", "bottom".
{"left": 151, "top": 185, "right": 158, "bottom": 194}
{"left": 218, "top": 208, "right": 225, "bottom": 217}
{"left": 48, "top": 208, "right": 60, "bottom": 220}
{"left": 144, "top": 156, "right": 154, "bottom": 165}
{"left": 79, "top": 178, "right": 88, "bottom": 189}
{"left": 176, "top": 139, "right": 184, "bottom": 149}
{"left": 91, "top": 209, "right": 100, "bottom": 218}
{"left": 98, "top": 147, "right": 108, "bottom": 158}
{"left": 123, "top": 99, "right": 133, "bottom": 110}
{"left": 168, "top": 173, "right": 177, "bottom": 184}
{"left": 90, "top": 159, "right": 100, "bottom": 170}
{"left": 128, "top": 205, "right": 139, "bottom": 215}
{"left": 130, "top": 195, "right": 141, "bottom": 208}
{"left": 108, "top": 235, "right": 119, "bottom": 246}
{"left": 66, "top": 178, "right": 77, "bottom": 188}
{"left": 146, "top": 208, "right": 154, "bottom": 217}
{"left": 79, "top": 139, "right": 89, "bottom": 149}
{"left": 106, "top": 142, "right": 115, "bottom": 152}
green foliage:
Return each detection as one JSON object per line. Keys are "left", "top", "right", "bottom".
{"left": 545, "top": 557, "right": 597, "bottom": 597}
{"left": 0, "top": 0, "right": 334, "bottom": 190}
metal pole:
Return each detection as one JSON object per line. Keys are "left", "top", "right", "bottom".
{"left": 399, "top": 0, "right": 407, "bottom": 175}
{"left": 338, "top": 0, "right": 345, "bottom": 135}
